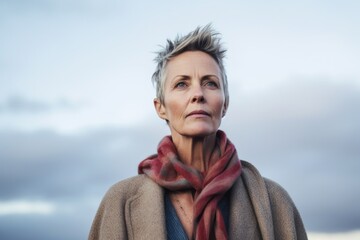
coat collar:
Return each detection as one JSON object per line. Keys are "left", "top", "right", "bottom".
{"left": 234, "top": 161, "right": 275, "bottom": 240}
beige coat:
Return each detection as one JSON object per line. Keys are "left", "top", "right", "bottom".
{"left": 89, "top": 161, "right": 307, "bottom": 240}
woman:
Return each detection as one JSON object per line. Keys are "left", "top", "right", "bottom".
{"left": 89, "top": 25, "right": 307, "bottom": 240}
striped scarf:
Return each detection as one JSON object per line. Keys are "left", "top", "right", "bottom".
{"left": 138, "top": 130, "right": 241, "bottom": 240}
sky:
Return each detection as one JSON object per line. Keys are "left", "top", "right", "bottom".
{"left": 1, "top": 0, "right": 360, "bottom": 239}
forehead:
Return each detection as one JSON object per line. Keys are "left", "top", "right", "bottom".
{"left": 165, "top": 51, "right": 221, "bottom": 79}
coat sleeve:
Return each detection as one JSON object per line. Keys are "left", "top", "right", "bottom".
{"left": 264, "top": 178, "right": 308, "bottom": 240}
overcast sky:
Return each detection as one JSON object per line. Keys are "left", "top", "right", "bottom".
{"left": 1, "top": 0, "right": 360, "bottom": 239}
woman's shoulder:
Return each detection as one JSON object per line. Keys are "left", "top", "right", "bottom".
{"left": 108, "top": 174, "right": 148, "bottom": 191}
{"left": 101, "top": 174, "right": 160, "bottom": 203}
{"left": 240, "top": 160, "right": 294, "bottom": 204}
{"left": 263, "top": 178, "right": 293, "bottom": 203}
{"left": 241, "top": 161, "right": 294, "bottom": 206}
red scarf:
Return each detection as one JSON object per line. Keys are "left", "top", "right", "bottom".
{"left": 138, "top": 130, "right": 241, "bottom": 240}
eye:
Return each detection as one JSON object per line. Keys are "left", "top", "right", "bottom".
{"left": 205, "top": 81, "right": 219, "bottom": 88}
{"left": 174, "top": 81, "right": 187, "bottom": 89}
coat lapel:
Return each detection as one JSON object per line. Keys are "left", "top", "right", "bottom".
{"left": 126, "top": 177, "right": 167, "bottom": 240}
{"left": 228, "top": 176, "right": 263, "bottom": 240}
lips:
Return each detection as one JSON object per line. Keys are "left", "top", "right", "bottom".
{"left": 186, "top": 110, "right": 210, "bottom": 117}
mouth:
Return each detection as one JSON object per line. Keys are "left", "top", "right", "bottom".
{"left": 186, "top": 110, "right": 210, "bottom": 118}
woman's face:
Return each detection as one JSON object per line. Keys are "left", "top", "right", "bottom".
{"left": 154, "top": 51, "right": 227, "bottom": 138}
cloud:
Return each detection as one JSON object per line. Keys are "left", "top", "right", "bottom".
{"left": 308, "top": 230, "right": 360, "bottom": 240}
{"left": 0, "top": 125, "right": 168, "bottom": 201}
{"left": 0, "top": 96, "right": 76, "bottom": 114}
{"left": 0, "top": 200, "right": 55, "bottom": 215}
{"left": 0, "top": 209, "right": 89, "bottom": 240}
{"left": 0, "top": 125, "right": 168, "bottom": 240}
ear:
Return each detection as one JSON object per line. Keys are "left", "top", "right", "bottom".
{"left": 154, "top": 98, "right": 168, "bottom": 120}
{"left": 222, "top": 102, "right": 228, "bottom": 117}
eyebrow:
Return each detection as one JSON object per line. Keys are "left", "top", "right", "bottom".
{"left": 170, "top": 75, "right": 191, "bottom": 83}
{"left": 171, "top": 74, "right": 220, "bottom": 82}
{"left": 201, "top": 74, "right": 220, "bottom": 80}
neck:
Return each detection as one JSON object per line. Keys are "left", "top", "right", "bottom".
{"left": 170, "top": 131, "right": 218, "bottom": 172}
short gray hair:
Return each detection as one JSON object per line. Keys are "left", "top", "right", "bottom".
{"left": 152, "top": 24, "right": 229, "bottom": 107}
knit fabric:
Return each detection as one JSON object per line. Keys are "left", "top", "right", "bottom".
{"left": 138, "top": 130, "right": 241, "bottom": 240}
{"left": 165, "top": 192, "right": 188, "bottom": 240}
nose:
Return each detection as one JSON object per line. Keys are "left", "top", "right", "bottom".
{"left": 191, "top": 84, "right": 205, "bottom": 103}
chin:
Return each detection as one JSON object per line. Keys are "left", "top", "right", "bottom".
{"left": 184, "top": 124, "right": 219, "bottom": 138}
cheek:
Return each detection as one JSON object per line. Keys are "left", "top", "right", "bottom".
{"left": 212, "top": 95, "right": 226, "bottom": 115}
{"left": 164, "top": 97, "right": 183, "bottom": 121}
